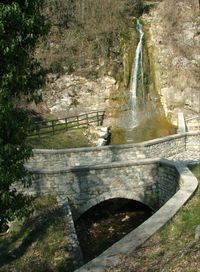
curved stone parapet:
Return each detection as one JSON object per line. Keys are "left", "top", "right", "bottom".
{"left": 74, "top": 160, "right": 198, "bottom": 272}
{"left": 28, "top": 132, "right": 200, "bottom": 170}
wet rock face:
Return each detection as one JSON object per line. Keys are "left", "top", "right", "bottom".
{"left": 144, "top": 0, "right": 200, "bottom": 124}
{"left": 41, "top": 74, "right": 117, "bottom": 118}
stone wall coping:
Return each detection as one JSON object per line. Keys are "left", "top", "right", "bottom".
{"left": 32, "top": 131, "right": 200, "bottom": 154}
{"left": 75, "top": 160, "right": 199, "bottom": 272}
{"left": 29, "top": 157, "right": 164, "bottom": 174}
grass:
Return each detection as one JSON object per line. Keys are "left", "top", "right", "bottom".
{"left": 0, "top": 196, "right": 75, "bottom": 272}
{"left": 28, "top": 127, "right": 94, "bottom": 149}
{"left": 107, "top": 164, "right": 200, "bottom": 272}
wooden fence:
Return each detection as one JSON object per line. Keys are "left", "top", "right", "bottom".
{"left": 30, "top": 111, "right": 105, "bottom": 137}
{"left": 185, "top": 114, "right": 200, "bottom": 132}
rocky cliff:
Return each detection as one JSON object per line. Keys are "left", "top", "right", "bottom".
{"left": 32, "top": 0, "right": 144, "bottom": 120}
{"left": 144, "top": 0, "right": 200, "bottom": 124}
{"left": 40, "top": 74, "right": 117, "bottom": 118}
{"left": 35, "top": 0, "right": 199, "bottom": 128}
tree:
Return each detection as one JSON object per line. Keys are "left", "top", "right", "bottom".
{"left": 0, "top": 0, "right": 48, "bottom": 232}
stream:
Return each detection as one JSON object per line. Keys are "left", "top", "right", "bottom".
{"left": 75, "top": 199, "right": 153, "bottom": 262}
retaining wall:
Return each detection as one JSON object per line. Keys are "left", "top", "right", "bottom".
{"left": 28, "top": 132, "right": 200, "bottom": 170}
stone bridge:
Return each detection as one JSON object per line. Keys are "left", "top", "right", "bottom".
{"left": 24, "top": 159, "right": 179, "bottom": 218}
{"left": 15, "top": 131, "right": 200, "bottom": 271}
{"left": 21, "top": 131, "right": 200, "bottom": 218}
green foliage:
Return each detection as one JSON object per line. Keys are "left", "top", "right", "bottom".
{"left": 0, "top": 1, "right": 48, "bottom": 231}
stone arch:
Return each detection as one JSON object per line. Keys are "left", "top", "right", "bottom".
{"left": 75, "top": 191, "right": 154, "bottom": 220}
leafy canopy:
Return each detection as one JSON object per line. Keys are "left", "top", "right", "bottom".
{"left": 0, "top": 0, "right": 48, "bottom": 232}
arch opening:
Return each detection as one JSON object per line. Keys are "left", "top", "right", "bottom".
{"left": 75, "top": 198, "right": 153, "bottom": 262}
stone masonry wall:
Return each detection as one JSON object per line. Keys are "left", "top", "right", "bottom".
{"left": 74, "top": 161, "right": 198, "bottom": 272}
{"left": 28, "top": 132, "right": 200, "bottom": 170}
{"left": 56, "top": 197, "right": 83, "bottom": 267}
{"left": 16, "top": 131, "right": 198, "bottom": 270}
{"left": 157, "top": 160, "right": 180, "bottom": 206}
{"left": 185, "top": 132, "right": 200, "bottom": 151}
{"left": 17, "top": 159, "right": 180, "bottom": 219}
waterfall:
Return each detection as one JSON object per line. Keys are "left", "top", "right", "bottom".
{"left": 140, "top": 37, "right": 145, "bottom": 99}
{"left": 130, "top": 19, "right": 144, "bottom": 127}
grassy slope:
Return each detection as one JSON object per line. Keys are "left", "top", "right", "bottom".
{"left": 0, "top": 196, "right": 75, "bottom": 272}
{"left": 28, "top": 128, "right": 93, "bottom": 149}
{"left": 107, "top": 164, "right": 200, "bottom": 272}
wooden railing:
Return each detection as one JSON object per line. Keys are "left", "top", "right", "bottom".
{"left": 30, "top": 111, "right": 105, "bottom": 137}
{"left": 185, "top": 114, "right": 200, "bottom": 122}
{"left": 185, "top": 114, "right": 200, "bottom": 132}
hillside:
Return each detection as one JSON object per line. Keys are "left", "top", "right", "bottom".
{"left": 0, "top": 1, "right": 199, "bottom": 271}
{"left": 32, "top": 0, "right": 143, "bottom": 118}
{"left": 33, "top": 0, "right": 199, "bottom": 127}
{"left": 37, "top": 0, "right": 142, "bottom": 76}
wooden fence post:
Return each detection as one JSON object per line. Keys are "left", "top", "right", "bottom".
{"left": 52, "top": 120, "right": 55, "bottom": 135}
{"left": 86, "top": 113, "right": 89, "bottom": 127}
{"left": 65, "top": 118, "right": 68, "bottom": 131}
{"left": 77, "top": 116, "right": 79, "bottom": 127}
{"left": 100, "top": 111, "right": 104, "bottom": 125}
{"left": 97, "top": 112, "right": 99, "bottom": 126}
{"left": 30, "top": 111, "right": 105, "bottom": 137}
{"left": 37, "top": 126, "right": 40, "bottom": 138}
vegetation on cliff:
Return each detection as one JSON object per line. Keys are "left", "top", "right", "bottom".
{"left": 37, "top": 0, "right": 143, "bottom": 78}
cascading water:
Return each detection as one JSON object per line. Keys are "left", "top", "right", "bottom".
{"left": 111, "top": 19, "right": 176, "bottom": 144}
{"left": 130, "top": 19, "right": 144, "bottom": 127}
